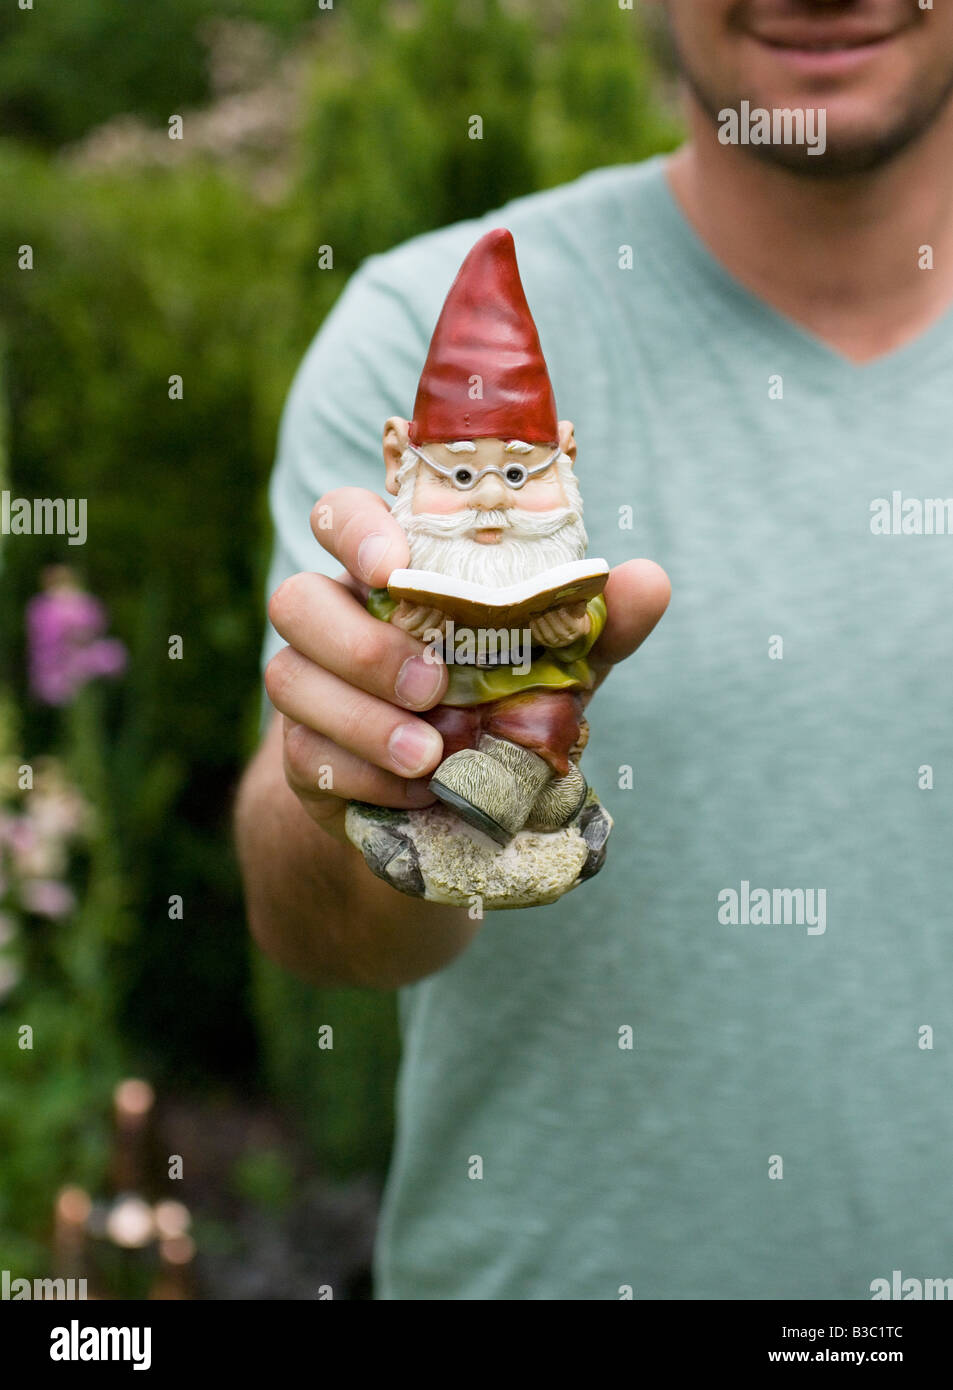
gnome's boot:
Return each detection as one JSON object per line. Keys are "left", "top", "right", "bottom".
{"left": 429, "top": 735, "right": 552, "bottom": 846}
{"left": 524, "top": 761, "right": 588, "bottom": 831}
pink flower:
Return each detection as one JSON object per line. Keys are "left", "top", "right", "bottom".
{"left": 1, "top": 815, "right": 36, "bottom": 857}
{"left": 20, "top": 878, "right": 76, "bottom": 919}
{"left": 26, "top": 568, "right": 127, "bottom": 706}
{"left": 32, "top": 787, "right": 91, "bottom": 841}
{"left": 0, "top": 958, "right": 21, "bottom": 1002}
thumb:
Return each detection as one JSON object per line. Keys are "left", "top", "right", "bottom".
{"left": 589, "top": 559, "right": 671, "bottom": 673}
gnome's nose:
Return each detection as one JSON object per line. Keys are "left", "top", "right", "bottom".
{"left": 471, "top": 473, "right": 509, "bottom": 509}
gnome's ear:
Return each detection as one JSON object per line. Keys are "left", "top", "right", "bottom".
{"left": 383, "top": 416, "right": 411, "bottom": 496}
{"left": 557, "top": 420, "right": 577, "bottom": 466}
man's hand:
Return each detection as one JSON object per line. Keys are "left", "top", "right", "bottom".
{"left": 585, "top": 559, "right": 671, "bottom": 696}
{"left": 244, "top": 486, "right": 670, "bottom": 987}
{"left": 264, "top": 486, "right": 671, "bottom": 843}
{"left": 265, "top": 487, "right": 447, "bottom": 846}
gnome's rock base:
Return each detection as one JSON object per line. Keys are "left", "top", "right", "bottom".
{"left": 345, "top": 789, "right": 612, "bottom": 910}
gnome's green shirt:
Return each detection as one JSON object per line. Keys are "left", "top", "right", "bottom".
{"left": 366, "top": 588, "right": 607, "bottom": 704}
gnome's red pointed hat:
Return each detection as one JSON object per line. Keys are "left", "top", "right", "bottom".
{"left": 409, "top": 228, "right": 558, "bottom": 446}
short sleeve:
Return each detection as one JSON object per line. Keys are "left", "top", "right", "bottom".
{"left": 257, "top": 257, "right": 432, "bottom": 736}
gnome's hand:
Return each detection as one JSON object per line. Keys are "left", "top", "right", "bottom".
{"left": 530, "top": 602, "right": 590, "bottom": 649}
{"left": 391, "top": 601, "right": 449, "bottom": 641}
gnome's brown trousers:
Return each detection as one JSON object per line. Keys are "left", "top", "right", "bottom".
{"left": 421, "top": 690, "right": 585, "bottom": 778}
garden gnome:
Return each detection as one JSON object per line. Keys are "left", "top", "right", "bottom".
{"left": 370, "top": 227, "right": 608, "bottom": 846}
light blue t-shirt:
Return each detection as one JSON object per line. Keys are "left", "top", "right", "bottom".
{"left": 261, "top": 154, "right": 953, "bottom": 1300}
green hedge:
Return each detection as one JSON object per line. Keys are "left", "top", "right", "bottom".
{"left": 0, "top": 0, "right": 679, "bottom": 1193}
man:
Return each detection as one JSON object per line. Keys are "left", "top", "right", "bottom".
{"left": 236, "top": 0, "right": 953, "bottom": 1299}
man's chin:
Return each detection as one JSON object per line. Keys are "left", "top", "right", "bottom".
{"left": 736, "top": 113, "right": 930, "bottom": 178}
{"left": 684, "top": 44, "right": 953, "bottom": 180}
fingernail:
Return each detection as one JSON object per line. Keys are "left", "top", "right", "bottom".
{"left": 357, "top": 532, "right": 391, "bottom": 583}
{"left": 395, "top": 653, "right": 444, "bottom": 709}
{"left": 388, "top": 721, "right": 442, "bottom": 776}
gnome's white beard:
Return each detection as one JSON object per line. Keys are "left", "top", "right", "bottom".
{"left": 390, "top": 454, "right": 588, "bottom": 590}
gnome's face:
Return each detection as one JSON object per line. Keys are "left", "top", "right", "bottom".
{"left": 411, "top": 438, "right": 569, "bottom": 521}
{"left": 388, "top": 433, "right": 589, "bottom": 590}
{"left": 383, "top": 226, "right": 588, "bottom": 588}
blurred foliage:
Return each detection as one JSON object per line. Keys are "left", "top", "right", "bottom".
{"left": 0, "top": 656, "right": 130, "bottom": 1272}
{"left": 0, "top": 0, "right": 313, "bottom": 148}
{"left": 0, "top": 0, "right": 679, "bottom": 1266}
{"left": 252, "top": 965, "right": 402, "bottom": 1178}
{"left": 229, "top": 1147, "right": 295, "bottom": 1213}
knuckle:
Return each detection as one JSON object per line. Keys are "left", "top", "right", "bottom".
{"left": 335, "top": 692, "right": 372, "bottom": 751}
{"left": 306, "top": 798, "right": 339, "bottom": 826}
{"left": 282, "top": 720, "right": 316, "bottom": 785}
{"left": 264, "top": 646, "right": 298, "bottom": 708}
{"left": 283, "top": 728, "right": 343, "bottom": 817}
{"left": 268, "top": 573, "right": 304, "bottom": 631}
{"left": 349, "top": 623, "right": 392, "bottom": 679}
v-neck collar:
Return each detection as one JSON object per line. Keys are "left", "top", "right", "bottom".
{"left": 630, "top": 153, "right": 953, "bottom": 396}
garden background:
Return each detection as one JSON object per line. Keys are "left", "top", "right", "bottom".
{"left": 0, "top": 0, "right": 679, "bottom": 1298}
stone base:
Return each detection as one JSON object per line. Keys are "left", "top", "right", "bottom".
{"left": 345, "top": 788, "right": 612, "bottom": 911}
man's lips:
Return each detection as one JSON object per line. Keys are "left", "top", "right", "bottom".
{"left": 744, "top": 22, "right": 904, "bottom": 75}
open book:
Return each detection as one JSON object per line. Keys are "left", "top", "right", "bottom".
{"left": 386, "top": 558, "right": 609, "bottom": 629}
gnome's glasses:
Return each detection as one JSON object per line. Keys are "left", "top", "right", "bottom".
{"left": 407, "top": 441, "right": 561, "bottom": 492}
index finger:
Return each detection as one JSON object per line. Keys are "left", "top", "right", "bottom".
{"left": 311, "top": 487, "right": 410, "bottom": 589}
